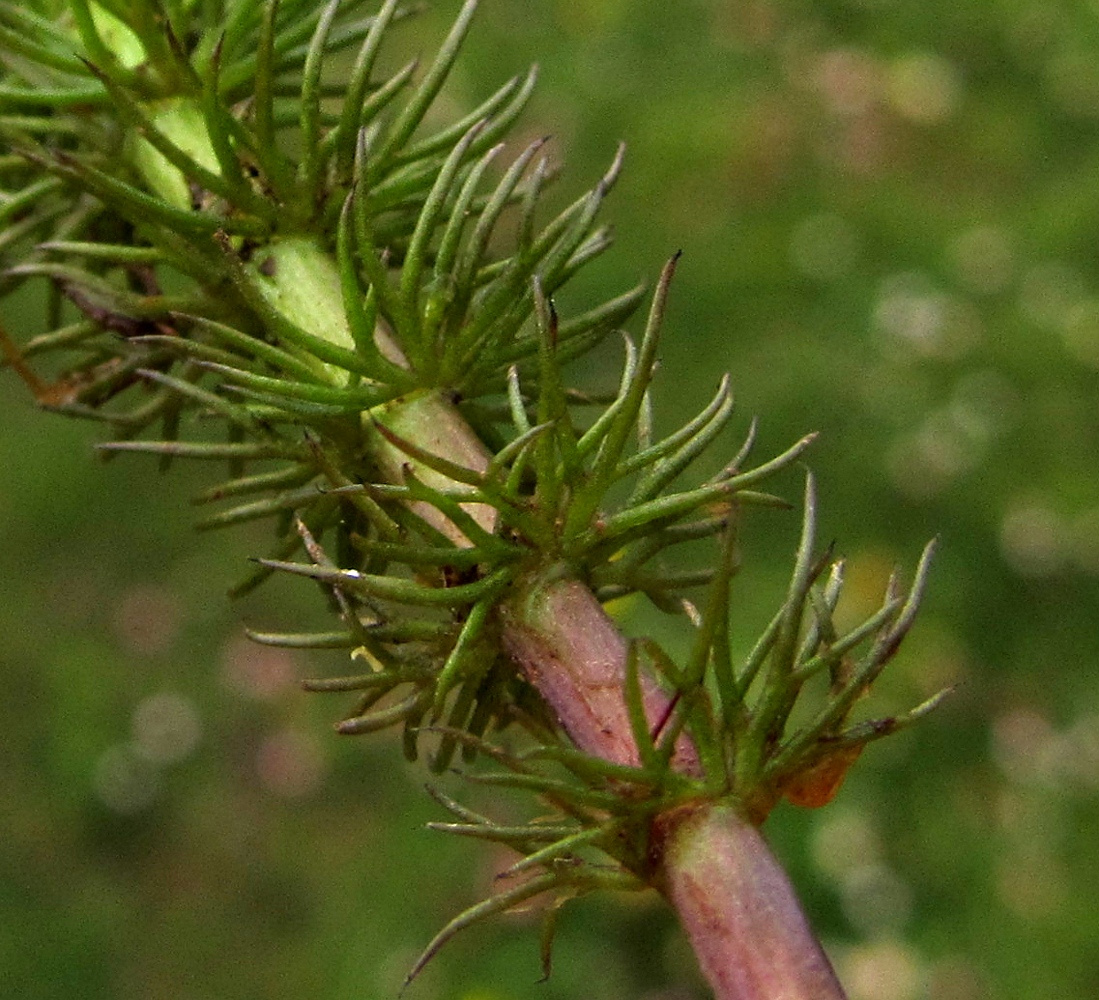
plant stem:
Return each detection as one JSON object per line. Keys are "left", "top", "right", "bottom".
{"left": 656, "top": 802, "right": 848, "bottom": 1000}
{"left": 501, "top": 567, "right": 700, "bottom": 774}
{"left": 502, "top": 566, "right": 850, "bottom": 998}
{"left": 263, "top": 242, "right": 848, "bottom": 999}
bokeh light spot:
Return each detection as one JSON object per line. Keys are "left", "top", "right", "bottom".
{"left": 812, "top": 810, "right": 883, "bottom": 880}
{"left": 256, "top": 728, "right": 327, "bottom": 799}
{"left": 992, "top": 708, "right": 1061, "bottom": 787}
{"left": 886, "top": 413, "right": 976, "bottom": 499}
{"left": 875, "top": 273, "right": 980, "bottom": 358}
{"left": 927, "top": 957, "right": 991, "bottom": 1000}
{"left": 132, "top": 690, "right": 202, "bottom": 765}
{"left": 888, "top": 52, "right": 962, "bottom": 124}
{"left": 949, "top": 369, "right": 1018, "bottom": 443}
{"left": 999, "top": 502, "right": 1065, "bottom": 577}
{"left": 843, "top": 939, "right": 925, "bottom": 1000}
{"left": 815, "top": 48, "right": 882, "bottom": 117}
{"left": 840, "top": 863, "right": 914, "bottom": 935}
{"left": 111, "top": 584, "right": 184, "bottom": 657}
{"left": 222, "top": 634, "right": 298, "bottom": 701}
{"left": 93, "top": 744, "right": 159, "bottom": 814}
{"left": 1060, "top": 298, "right": 1099, "bottom": 368}
{"left": 948, "top": 226, "right": 1016, "bottom": 295}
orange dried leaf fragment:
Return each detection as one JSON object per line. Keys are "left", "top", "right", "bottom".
{"left": 780, "top": 744, "right": 864, "bottom": 809}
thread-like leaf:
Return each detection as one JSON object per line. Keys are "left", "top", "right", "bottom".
{"left": 433, "top": 594, "right": 496, "bottom": 710}
{"left": 256, "top": 559, "right": 512, "bottom": 608}
{"left": 769, "top": 539, "right": 937, "bottom": 771}
{"left": 197, "top": 361, "right": 389, "bottom": 409}
{"left": 97, "top": 439, "right": 301, "bottom": 460}
{"left": 399, "top": 118, "right": 486, "bottom": 367}
{"left": 331, "top": 0, "right": 402, "bottom": 177}
{"left": 337, "top": 687, "right": 431, "bottom": 735}
{"left": 297, "top": 0, "right": 341, "bottom": 200}
{"left": 565, "top": 253, "right": 676, "bottom": 540}
{"left": 368, "top": 0, "right": 479, "bottom": 182}
{"left": 403, "top": 870, "right": 560, "bottom": 991}
{"left": 626, "top": 375, "right": 735, "bottom": 500}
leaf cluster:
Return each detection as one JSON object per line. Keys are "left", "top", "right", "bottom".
{"left": 1, "top": 0, "right": 840, "bottom": 766}
{"left": 0, "top": 0, "right": 943, "bottom": 976}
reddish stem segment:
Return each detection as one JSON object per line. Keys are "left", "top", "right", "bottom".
{"left": 501, "top": 570, "right": 700, "bottom": 774}
{"left": 500, "top": 567, "right": 849, "bottom": 999}
{"left": 657, "top": 803, "right": 847, "bottom": 1000}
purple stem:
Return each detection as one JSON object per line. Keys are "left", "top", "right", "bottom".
{"left": 499, "top": 569, "right": 849, "bottom": 1000}
{"left": 656, "top": 803, "right": 847, "bottom": 1000}
{"left": 501, "top": 569, "right": 699, "bottom": 774}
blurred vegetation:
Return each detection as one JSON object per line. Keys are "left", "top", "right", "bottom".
{"left": 3, "top": 1, "right": 1099, "bottom": 998}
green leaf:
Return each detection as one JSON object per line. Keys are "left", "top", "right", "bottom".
{"left": 366, "top": 0, "right": 480, "bottom": 183}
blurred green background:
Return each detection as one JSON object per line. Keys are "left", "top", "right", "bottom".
{"left": 3, "top": 1, "right": 1099, "bottom": 998}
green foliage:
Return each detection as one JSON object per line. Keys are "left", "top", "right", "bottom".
{"left": 0, "top": 1, "right": 972, "bottom": 994}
